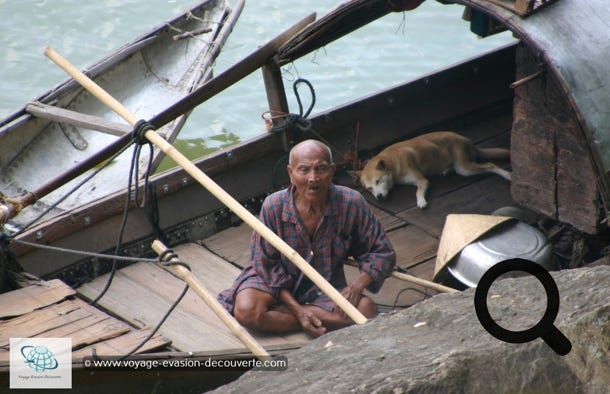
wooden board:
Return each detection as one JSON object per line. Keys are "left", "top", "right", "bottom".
{"left": 370, "top": 205, "right": 407, "bottom": 232}
{"left": 0, "top": 279, "right": 75, "bottom": 319}
{"left": 72, "top": 328, "right": 170, "bottom": 359}
{"left": 511, "top": 46, "right": 599, "bottom": 233}
{"left": 78, "top": 264, "right": 245, "bottom": 352}
{"left": 396, "top": 175, "right": 513, "bottom": 237}
{"left": 0, "top": 299, "right": 85, "bottom": 347}
{"left": 172, "top": 242, "right": 242, "bottom": 296}
{"left": 77, "top": 243, "right": 310, "bottom": 354}
{"left": 0, "top": 295, "right": 168, "bottom": 363}
{"left": 200, "top": 225, "right": 252, "bottom": 269}
{"left": 387, "top": 224, "right": 438, "bottom": 268}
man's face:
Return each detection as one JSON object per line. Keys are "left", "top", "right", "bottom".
{"left": 288, "top": 145, "right": 335, "bottom": 202}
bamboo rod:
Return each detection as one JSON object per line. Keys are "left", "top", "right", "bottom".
{"left": 44, "top": 48, "right": 367, "bottom": 326}
{"left": 151, "top": 240, "right": 269, "bottom": 359}
{"left": 391, "top": 271, "right": 459, "bottom": 294}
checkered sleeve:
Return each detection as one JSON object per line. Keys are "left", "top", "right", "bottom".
{"left": 349, "top": 192, "right": 396, "bottom": 293}
{"left": 249, "top": 194, "right": 296, "bottom": 299}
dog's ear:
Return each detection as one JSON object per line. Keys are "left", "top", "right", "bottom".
{"left": 376, "top": 160, "right": 386, "bottom": 170}
{"left": 346, "top": 170, "right": 362, "bottom": 186}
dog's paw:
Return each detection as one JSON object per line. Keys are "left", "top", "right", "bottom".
{"left": 417, "top": 198, "right": 428, "bottom": 209}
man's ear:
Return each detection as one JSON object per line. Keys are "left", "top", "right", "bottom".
{"left": 346, "top": 170, "right": 362, "bottom": 186}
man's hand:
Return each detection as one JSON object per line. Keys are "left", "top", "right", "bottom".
{"left": 296, "top": 310, "right": 327, "bottom": 337}
{"left": 337, "top": 271, "right": 373, "bottom": 321}
{"left": 279, "top": 289, "right": 326, "bottom": 337}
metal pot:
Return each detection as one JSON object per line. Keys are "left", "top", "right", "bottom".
{"left": 447, "top": 220, "right": 555, "bottom": 288}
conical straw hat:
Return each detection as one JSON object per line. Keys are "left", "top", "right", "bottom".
{"left": 433, "top": 214, "right": 514, "bottom": 281}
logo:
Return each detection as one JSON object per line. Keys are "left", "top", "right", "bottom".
{"left": 21, "top": 345, "right": 60, "bottom": 372}
{"left": 10, "top": 338, "right": 72, "bottom": 389}
{"left": 473, "top": 258, "right": 572, "bottom": 356}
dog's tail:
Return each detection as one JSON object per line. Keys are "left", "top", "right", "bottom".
{"left": 476, "top": 147, "right": 510, "bottom": 160}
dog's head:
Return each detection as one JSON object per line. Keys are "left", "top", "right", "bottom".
{"left": 349, "top": 157, "right": 394, "bottom": 200}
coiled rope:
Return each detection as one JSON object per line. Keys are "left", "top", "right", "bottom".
{"left": 265, "top": 78, "right": 316, "bottom": 137}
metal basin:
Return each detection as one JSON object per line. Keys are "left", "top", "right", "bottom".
{"left": 447, "top": 220, "right": 555, "bottom": 288}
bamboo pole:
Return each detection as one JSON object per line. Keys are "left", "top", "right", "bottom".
{"left": 391, "top": 271, "right": 459, "bottom": 294}
{"left": 345, "top": 259, "right": 459, "bottom": 294}
{"left": 151, "top": 240, "right": 269, "bottom": 359}
{"left": 44, "top": 48, "right": 368, "bottom": 325}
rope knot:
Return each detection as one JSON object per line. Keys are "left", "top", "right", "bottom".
{"left": 268, "top": 78, "right": 315, "bottom": 137}
{"left": 132, "top": 120, "right": 155, "bottom": 145}
{"left": 158, "top": 248, "right": 191, "bottom": 271}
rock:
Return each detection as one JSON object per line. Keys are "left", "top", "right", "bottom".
{"left": 212, "top": 266, "right": 609, "bottom": 393}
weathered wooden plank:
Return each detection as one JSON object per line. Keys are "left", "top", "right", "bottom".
{"left": 511, "top": 46, "right": 599, "bottom": 233}
{"left": 386, "top": 225, "right": 439, "bottom": 268}
{"left": 0, "top": 299, "right": 88, "bottom": 347}
{"left": 72, "top": 328, "right": 171, "bottom": 359}
{"left": 26, "top": 101, "right": 132, "bottom": 137}
{"left": 77, "top": 260, "right": 309, "bottom": 353}
{"left": 118, "top": 263, "right": 239, "bottom": 335}
{"left": 78, "top": 266, "right": 245, "bottom": 351}
{"left": 556, "top": 123, "right": 599, "bottom": 234}
{"left": 0, "top": 317, "right": 131, "bottom": 363}
{"left": 370, "top": 206, "right": 407, "bottom": 232}
{"left": 0, "top": 279, "right": 76, "bottom": 319}
{"left": 201, "top": 224, "right": 252, "bottom": 269}
{"left": 151, "top": 245, "right": 311, "bottom": 348}
{"left": 40, "top": 314, "right": 131, "bottom": 349}
{"left": 396, "top": 176, "right": 513, "bottom": 237}
{"left": 173, "top": 243, "right": 242, "bottom": 295}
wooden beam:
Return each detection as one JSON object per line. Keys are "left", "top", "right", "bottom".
{"left": 26, "top": 101, "right": 132, "bottom": 137}
{"left": 261, "top": 57, "right": 290, "bottom": 151}
{"left": 515, "top": 0, "right": 535, "bottom": 14}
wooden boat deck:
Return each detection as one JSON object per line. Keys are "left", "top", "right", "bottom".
{"left": 0, "top": 280, "right": 169, "bottom": 366}
{"left": 1, "top": 110, "right": 514, "bottom": 361}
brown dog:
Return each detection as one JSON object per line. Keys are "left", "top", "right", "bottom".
{"left": 350, "top": 131, "right": 511, "bottom": 208}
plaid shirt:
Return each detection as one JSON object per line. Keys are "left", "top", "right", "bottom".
{"left": 217, "top": 184, "right": 396, "bottom": 312}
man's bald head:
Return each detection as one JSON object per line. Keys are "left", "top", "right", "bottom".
{"left": 288, "top": 140, "right": 333, "bottom": 166}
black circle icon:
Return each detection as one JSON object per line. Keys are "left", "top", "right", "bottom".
{"left": 474, "top": 258, "right": 572, "bottom": 356}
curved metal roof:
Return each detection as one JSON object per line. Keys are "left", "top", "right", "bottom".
{"left": 455, "top": 0, "right": 610, "bottom": 202}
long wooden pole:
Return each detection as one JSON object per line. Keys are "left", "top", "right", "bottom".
{"left": 0, "top": 15, "right": 315, "bottom": 227}
{"left": 391, "top": 271, "right": 458, "bottom": 293}
{"left": 151, "top": 240, "right": 269, "bottom": 359}
{"left": 44, "top": 48, "right": 367, "bottom": 325}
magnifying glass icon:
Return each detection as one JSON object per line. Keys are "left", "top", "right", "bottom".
{"left": 474, "top": 258, "right": 572, "bottom": 356}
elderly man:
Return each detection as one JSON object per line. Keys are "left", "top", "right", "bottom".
{"left": 218, "top": 139, "right": 396, "bottom": 337}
